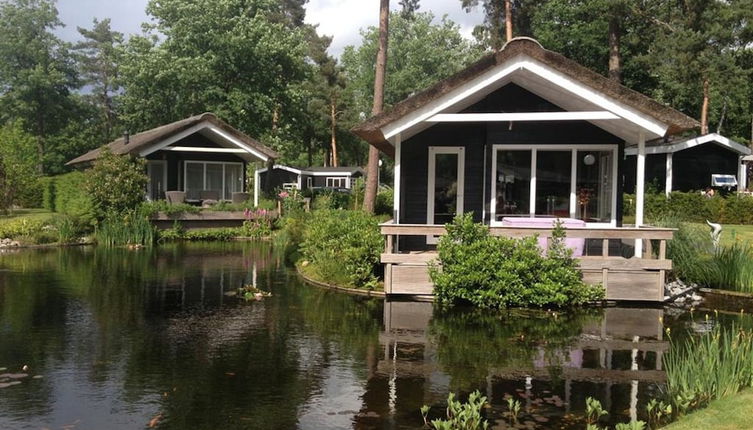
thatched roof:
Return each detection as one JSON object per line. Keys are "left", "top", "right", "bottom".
{"left": 67, "top": 112, "right": 279, "bottom": 166}
{"left": 352, "top": 38, "right": 700, "bottom": 157}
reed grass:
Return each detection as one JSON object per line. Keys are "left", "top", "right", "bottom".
{"left": 94, "top": 208, "right": 156, "bottom": 247}
{"left": 664, "top": 319, "right": 753, "bottom": 416}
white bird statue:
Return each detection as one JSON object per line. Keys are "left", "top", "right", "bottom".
{"left": 706, "top": 220, "right": 722, "bottom": 250}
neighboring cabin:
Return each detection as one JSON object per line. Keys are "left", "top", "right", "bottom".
{"left": 253, "top": 165, "right": 365, "bottom": 203}
{"left": 624, "top": 133, "right": 750, "bottom": 194}
{"left": 67, "top": 113, "right": 278, "bottom": 203}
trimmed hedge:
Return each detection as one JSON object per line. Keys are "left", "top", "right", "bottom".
{"left": 41, "top": 172, "right": 95, "bottom": 223}
{"left": 624, "top": 192, "right": 753, "bottom": 224}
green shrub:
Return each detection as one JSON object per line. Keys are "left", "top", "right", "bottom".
{"left": 429, "top": 214, "right": 604, "bottom": 309}
{"left": 312, "top": 189, "right": 350, "bottom": 210}
{"left": 0, "top": 218, "right": 46, "bottom": 239}
{"left": 41, "top": 176, "right": 56, "bottom": 211}
{"left": 53, "top": 171, "right": 95, "bottom": 223}
{"left": 140, "top": 200, "right": 199, "bottom": 216}
{"left": 299, "top": 209, "right": 383, "bottom": 289}
{"left": 85, "top": 148, "right": 148, "bottom": 220}
{"left": 375, "top": 187, "right": 394, "bottom": 216}
{"left": 624, "top": 192, "right": 753, "bottom": 224}
{"left": 182, "top": 228, "right": 239, "bottom": 241}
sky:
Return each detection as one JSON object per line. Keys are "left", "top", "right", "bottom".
{"left": 54, "top": 0, "right": 485, "bottom": 57}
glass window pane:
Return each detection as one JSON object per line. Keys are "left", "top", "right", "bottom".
{"left": 148, "top": 162, "right": 165, "bottom": 201}
{"left": 185, "top": 163, "right": 204, "bottom": 200}
{"left": 433, "top": 153, "right": 459, "bottom": 225}
{"left": 535, "top": 150, "right": 572, "bottom": 217}
{"left": 206, "top": 164, "right": 223, "bottom": 199}
{"left": 224, "top": 164, "right": 243, "bottom": 199}
{"left": 496, "top": 150, "right": 531, "bottom": 219}
{"left": 577, "top": 150, "right": 613, "bottom": 222}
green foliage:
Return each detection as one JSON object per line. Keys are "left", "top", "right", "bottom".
{"left": 299, "top": 209, "right": 383, "bottom": 289}
{"left": 51, "top": 171, "right": 95, "bottom": 223}
{"left": 625, "top": 192, "right": 753, "bottom": 225}
{"left": 665, "top": 221, "right": 753, "bottom": 293}
{"left": 375, "top": 186, "right": 393, "bottom": 216}
{"left": 420, "top": 391, "right": 489, "bottom": 430}
{"left": 118, "top": 0, "right": 309, "bottom": 161}
{"left": 430, "top": 214, "right": 604, "bottom": 309}
{"left": 341, "top": 11, "right": 483, "bottom": 120}
{"left": 0, "top": 121, "right": 38, "bottom": 213}
{"left": 140, "top": 200, "right": 200, "bottom": 216}
{"left": 311, "top": 189, "right": 351, "bottom": 211}
{"left": 664, "top": 319, "right": 753, "bottom": 417}
{"left": 95, "top": 208, "right": 156, "bottom": 247}
{"left": 85, "top": 148, "right": 148, "bottom": 219}
{"left": 586, "top": 396, "right": 647, "bottom": 430}
{"left": 0, "top": 0, "right": 79, "bottom": 174}
{"left": 646, "top": 398, "right": 672, "bottom": 430}
{"left": 0, "top": 218, "right": 46, "bottom": 239}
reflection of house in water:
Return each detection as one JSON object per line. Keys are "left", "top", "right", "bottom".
{"left": 371, "top": 302, "right": 667, "bottom": 427}
{"left": 144, "top": 245, "right": 279, "bottom": 312}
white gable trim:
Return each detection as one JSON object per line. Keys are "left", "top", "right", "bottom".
{"left": 139, "top": 122, "right": 209, "bottom": 157}
{"left": 256, "top": 164, "right": 303, "bottom": 175}
{"left": 205, "top": 125, "right": 270, "bottom": 162}
{"left": 380, "top": 55, "right": 670, "bottom": 144}
{"left": 426, "top": 111, "right": 620, "bottom": 122}
{"left": 625, "top": 133, "right": 752, "bottom": 156}
{"left": 139, "top": 121, "right": 271, "bottom": 162}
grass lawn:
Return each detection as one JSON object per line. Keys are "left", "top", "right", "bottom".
{"left": 0, "top": 208, "right": 57, "bottom": 226}
{"left": 663, "top": 389, "right": 753, "bottom": 429}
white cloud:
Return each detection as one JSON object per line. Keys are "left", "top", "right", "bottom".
{"left": 55, "top": 0, "right": 484, "bottom": 58}
{"left": 304, "top": 0, "right": 485, "bottom": 57}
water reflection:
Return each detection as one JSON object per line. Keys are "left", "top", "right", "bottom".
{"left": 0, "top": 243, "right": 729, "bottom": 429}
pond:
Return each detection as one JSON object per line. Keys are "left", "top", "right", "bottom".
{"left": 0, "top": 242, "right": 741, "bottom": 429}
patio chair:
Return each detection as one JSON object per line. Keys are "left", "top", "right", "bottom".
{"left": 165, "top": 191, "right": 186, "bottom": 205}
{"left": 231, "top": 192, "right": 249, "bottom": 204}
{"left": 200, "top": 190, "right": 220, "bottom": 208}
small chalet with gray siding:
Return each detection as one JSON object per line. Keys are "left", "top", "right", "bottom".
{"left": 253, "top": 164, "right": 364, "bottom": 204}
{"left": 353, "top": 38, "right": 700, "bottom": 302}
{"left": 624, "top": 133, "right": 750, "bottom": 194}
{"left": 67, "top": 113, "right": 278, "bottom": 203}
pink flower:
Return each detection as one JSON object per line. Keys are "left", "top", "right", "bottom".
{"left": 279, "top": 191, "right": 289, "bottom": 199}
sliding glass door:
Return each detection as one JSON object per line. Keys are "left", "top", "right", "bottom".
{"left": 184, "top": 161, "right": 244, "bottom": 201}
{"left": 491, "top": 145, "right": 616, "bottom": 225}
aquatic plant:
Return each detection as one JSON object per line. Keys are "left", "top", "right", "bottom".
{"left": 645, "top": 399, "right": 671, "bottom": 430}
{"left": 586, "top": 397, "right": 647, "bottom": 430}
{"left": 94, "top": 208, "right": 156, "bottom": 247}
{"left": 420, "top": 391, "right": 489, "bottom": 430}
{"left": 664, "top": 318, "right": 753, "bottom": 416}
{"left": 505, "top": 398, "right": 521, "bottom": 424}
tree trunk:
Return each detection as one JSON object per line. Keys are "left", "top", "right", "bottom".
{"left": 330, "top": 98, "right": 338, "bottom": 167}
{"left": 505, "top": 0, "right": 513, "bottom": 42}
{"left": 364, "top": 0, "right": 389, "bottom": 213}
{"left": 700, "top": 78, "right": 710, "bottom": 135}
{"left": 608, "top": 16, "right": 621, "bottom": 82}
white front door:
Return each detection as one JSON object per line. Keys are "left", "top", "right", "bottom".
{"left": 427, "top": 146, "right": 465, "bottom": 244}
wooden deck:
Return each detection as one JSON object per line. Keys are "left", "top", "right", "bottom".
{"left": 150, "top": 210, "right": 278, "bottom": 230}
{"left": 381, "top": 222, "right": 675, "bottom": 302}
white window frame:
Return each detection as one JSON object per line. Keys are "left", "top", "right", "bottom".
{"left": 326, "top": 177, "right": 346, "bottom": 188}
{"left": 306, "top": 177, "right": 313, "bottom": 189}
{"left": 427, "top": 146, "right": 465, "bottom": 244}
{"left": 490, "top": 144, "right": 618, "bottom": 227}
{"left": 183, "top": 160, "right": 245, "bottom": 201}
{"left": 146, "top": 160, "right": 168, "bottom": 201}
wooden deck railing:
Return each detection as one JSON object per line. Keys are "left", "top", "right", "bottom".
{"left": 380, "top": 221, "right": 675, "bottom": 301}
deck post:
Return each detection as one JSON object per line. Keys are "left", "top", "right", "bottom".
{"left": 254, "top": 168, "right": 260, "bottom": 208}
{"left": 739, "top": 155, "right": 747, "bottom": 191}
{"left": 665, "top": 152, "right": 672, "bottom": 196}
{"left": 635, "top": 131, "right": 646, "bottom": 257}
{"left": 393, "top": 133, "right": 402, "bottom": 252}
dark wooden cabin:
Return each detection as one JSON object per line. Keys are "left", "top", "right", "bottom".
{"left": 352, "top": 38, "right": 701, "bottom": 302}
{"left": 67, "top": 113, "right": 278, "bottom": 203}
